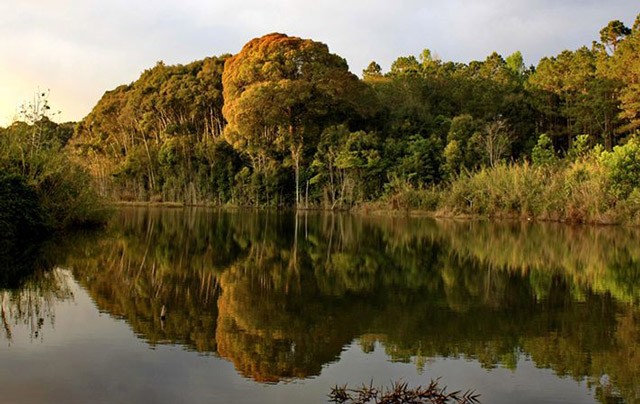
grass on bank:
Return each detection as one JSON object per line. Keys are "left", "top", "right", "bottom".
{"left": 374, "top": 137, "right": 640, "bottom": 225}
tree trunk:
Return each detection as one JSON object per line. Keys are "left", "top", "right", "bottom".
{"left": 291, "top": 144, "right": 302, "bottom": 210}
{"left": 295, "top": 155, "right": 300, "bottom": 208}
{"left": 305, "top": 180, "right": 309, "bottom": 209}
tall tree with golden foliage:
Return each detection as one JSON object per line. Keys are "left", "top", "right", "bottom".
{"left": 222, "top": 33, "right": 370, "bottom": 208}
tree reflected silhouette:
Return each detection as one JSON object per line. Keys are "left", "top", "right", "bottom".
{"left": 4, "top": 209, "right": 638, "bottom": 402}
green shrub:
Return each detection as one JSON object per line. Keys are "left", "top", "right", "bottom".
{"left": 567, "top": 134, "right": 592, "bottom": 161}
{"left": 0, "top": 174, "right": 49, "bottom": 241}
{"left": 531, "top": 134, "right": 557, "bottom": 167}
{"left": 1, "top": 121, "right": 110, "bottom": 231}
{"left": 601, "top": 137, "right": 640, "bottom": 200}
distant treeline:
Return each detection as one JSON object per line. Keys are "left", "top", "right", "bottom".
{"left": 4, "top": 15, "right": 640, "bottom": 219}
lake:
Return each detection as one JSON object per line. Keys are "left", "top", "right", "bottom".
{"left": 1, "top": 208, "right": 638, "bottom": 403}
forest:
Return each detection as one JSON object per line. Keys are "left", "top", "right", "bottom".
{"left": 2, "top": 14, "right": 640, "bottom": 229}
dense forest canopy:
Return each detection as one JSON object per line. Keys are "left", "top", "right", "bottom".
{"left": 71, "top": 56, "right": 231, "bottom": 203}
{"left": 4, "top": 14, "right": 639, "bottom": 218}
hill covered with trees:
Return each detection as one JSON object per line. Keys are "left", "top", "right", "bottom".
{"left": 38, "top": 13, "right": 640, "bottom": 222}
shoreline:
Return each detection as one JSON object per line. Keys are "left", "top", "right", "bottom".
{"left": 109, "top": 200, "right": 630, "bottom": 227}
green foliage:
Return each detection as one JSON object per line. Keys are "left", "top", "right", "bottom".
{"left": 362, "top": 61, "right": 382, "bottom": 79}
{"left": 0, "top": 174, "right": 48, "bottom": 242}
{"left": 446, "top": 115, "right": 483, "bottom": 171}
{"left": 73, "top": 55, "right": 231, "bottom": 202}
{"left": 601, "top": 137, "right": 640, "bottom": 199}
{"left": 334, "top": 130, "right": 383, "bottom": 204}
{"left": 607, "top": 20, "right": 640, "bottom": 132}
{"left": 396, "top": 134, "right": 443, "bottom": 186}
{"left": 0, "top": 117, "right": 109, "bottom": 232}
{"left": 443, "top": 140, "right": 463, "bottom": 177}
{"left": 527, "top": 45, "right": 622, "bottom": 149}
{"left": 390, "top": 55, "right": 421, "bottom": 76}
{"left": 567, "top": 134, "right": 592, "bottom": 161}
{"left": 505, "top": 51, "right": 526, "bottom": 77}
{"left": 222, "top": 33, "right": 372, "bottom": 207}
{"left": 310, "top": 125, "right": 350, "bottom": 208}
{"left": 65, "top": 13, "right": 640, "bottom": 211}
{"left": 600, "top": 20, "right": 631, "bottom": 52}
{"left": 447, "top": 114, "right": 477, "bottom": 144}
{"left": 531, "top": 134, "right": 557, "bottom": 166}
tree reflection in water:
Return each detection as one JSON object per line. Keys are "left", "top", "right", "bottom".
{"left": 3, "top": 208, "right": 638, "bottom": 403}
{"left": 0, "top": 267, "right": 74, "bottom": 344}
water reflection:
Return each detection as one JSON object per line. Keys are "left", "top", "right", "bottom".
{"left": 2, "top": 209, "right": 639, "bottom": 403}
{"left": 0, "top": 268, "right": 75, "bottom": 344}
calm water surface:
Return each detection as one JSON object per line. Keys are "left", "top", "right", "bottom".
{"left": 1, "top": 208, "right": 638, "bottom": 403}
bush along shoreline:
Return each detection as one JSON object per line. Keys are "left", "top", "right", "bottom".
{"left": 98, "top": 134, "right": 640, "bottom": 228}
{"left": 0, "top": 114, "right": 111, "bottom": 246}
{"left": 368, "top": 135, "right": 640, "bottom": 226}
{"left": 0, "top": 174, "right": 50, "bottom": 243}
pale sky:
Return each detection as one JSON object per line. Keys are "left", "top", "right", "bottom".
{"left": 1, "top": 0, "right": 638, "bottom": 126}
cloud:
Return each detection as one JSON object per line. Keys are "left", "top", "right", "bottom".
{"left": 0, "top": 0, "right": 638, "bottom": 125}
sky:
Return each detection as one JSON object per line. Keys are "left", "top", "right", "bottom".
{"left": 1, "top": 0, "right": 638, "bottom": 126}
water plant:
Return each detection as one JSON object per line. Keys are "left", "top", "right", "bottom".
{"left": 328, "top": 379, "right": 480, "bottom": 404}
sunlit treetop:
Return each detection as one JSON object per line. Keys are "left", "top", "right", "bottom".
{"left": 221, "top": 32, "right": 372, "bottom": 205}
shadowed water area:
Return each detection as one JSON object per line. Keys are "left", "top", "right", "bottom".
{"left": 1, "top": 208, "right": 638, "bottom": 403}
